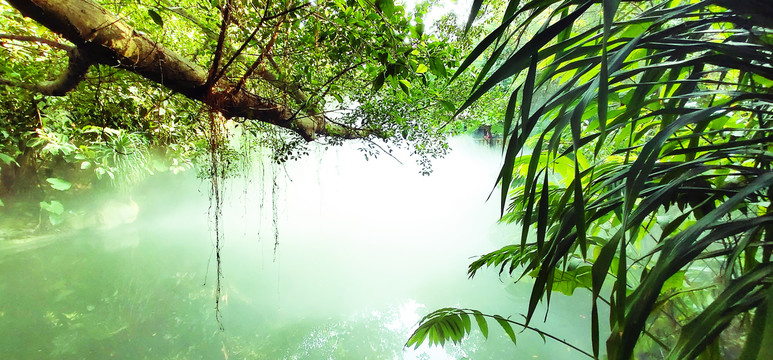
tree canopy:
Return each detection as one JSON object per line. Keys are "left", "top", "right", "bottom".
{"left": 0, "top": 0, "right": 464, "bottom": 139}
{"left": 0, "top": 0, "right": 496, "bottom": 206}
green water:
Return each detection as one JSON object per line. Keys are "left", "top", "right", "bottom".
{"left": 0, "top": 138, "right": 604, "bottom": 359}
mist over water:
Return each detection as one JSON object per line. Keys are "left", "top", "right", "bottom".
{"left": 0, "top": 137, "right": 602, "bottom": 359}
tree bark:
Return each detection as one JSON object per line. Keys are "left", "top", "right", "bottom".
{"left": 3, "top": 0, "right": 370, "bottom": 141}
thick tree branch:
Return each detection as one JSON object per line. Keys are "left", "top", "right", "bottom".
{"left": 4, "top": 0, "right": 371, "bottom": 141}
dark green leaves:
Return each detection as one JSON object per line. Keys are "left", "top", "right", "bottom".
{"left": 372, "top": 72, "right": 385, "bottom": 92}
{"left": 148, "top": 9, "right": 164, "bottom": 27}
{"left": 375, "top": 0, "right": 395, "bottom": 17}
{"left": 406, "top": 308, "right": 517, "bottom": 349}
{"left": 405, "top": 308, "right": 475, "bottom": 349}
{"left": 443, "top": 0, "right": 773, "bottom": 358}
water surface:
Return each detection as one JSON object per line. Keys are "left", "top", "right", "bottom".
{"left": 0, "top": 137, "right": 601, "bottom": 359}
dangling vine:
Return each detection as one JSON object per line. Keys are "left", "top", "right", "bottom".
{"left": 205, "top": 110, "right": 228, "bottom": 330}
{"left": 271, "top": 164, "right": 280, "bottom": 262}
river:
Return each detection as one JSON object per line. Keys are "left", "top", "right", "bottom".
{"left": 0, "top": 137, "right": 602, "bottom": 359}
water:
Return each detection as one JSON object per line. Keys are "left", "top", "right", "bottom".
{"left": 0, "top": 137, "right": 601, "bottom": 359}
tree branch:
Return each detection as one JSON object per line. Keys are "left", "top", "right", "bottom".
{"left": 0, "top": 33, "right": 74, "bottom": 51}
{"left": 158, "top": 0, "right": 321, "bottom": 118}
{"left": 205, "top": 0, "right": 233, "bottom": 91}
{"left": 4, "top": 0, "right": 373, "bottom": 141}
{"left": 0, "top": 46, "right": 92, "bottom": 95}
{"left": 215, "top": 2, "right": 310, "bottom": 86}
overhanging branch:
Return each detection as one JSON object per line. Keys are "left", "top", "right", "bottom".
{"left": 3, "top": 0, "right": 374, "bottom": 141}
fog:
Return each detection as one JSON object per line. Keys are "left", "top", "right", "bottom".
{"left": 0, "top": 137, "right": 602, "bottom": 359}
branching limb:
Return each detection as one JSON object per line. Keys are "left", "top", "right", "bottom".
{"left": 235, "top": 19, "right": 282, "bottom": 94}
{"left": 0, "top": 33, "right": 74, "bottom": 51}
{"left": 205, "top": 0, "right": 233, "bottom": 91}
{"left": 215, "top": 2, "right": 310, "bottom": 86}
{"left": 0, "top": 47, "right": 92, "bottom": 96}
{"left": 5, "top": 0, "right": 375, "bottom": 141}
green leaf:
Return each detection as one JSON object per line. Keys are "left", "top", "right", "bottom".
{"left": 0, "top": 152, "right": 17, "bottom": 166}
{"left": 429, "top": 58, "right": 447, "bottom": 77}
{"left": 473, "top": 310, "right": 488, "bottom": 338}
{"left": 398, "top": 79, "right": 411, "bottom": 95}
{"left": 494, "top": 315, "right": 517, "bottom": 345}
{"left": 464, "top": 0, "right": 484, "bottom": 34}
{"left": 148, "top": 9, "right": 164, "bottom": 27}
{"left": 48, "top": 212, "right": 64, "bottom": 226}
{"left": 439, "top": 100, "right": 455, "bottom": 112}
{"left": 375, "top": 0, "right": 395, "bottom": 17}
{"left": 372, "top": 72, "right": 385, "bottom": 93}
{"left": 460, "top": 311, "right": 472, "bottom": 333}
{"left": 46, "top": 177, "right": 72, "bottom": 191}
{"left": 40, "top": 200, "right": 64, "bottom": 215}
{"left": 662, "top": 270, "right": 685, "bottom": 292}
{"left": 415, "top": 63, "right": 428, "bottom": 74}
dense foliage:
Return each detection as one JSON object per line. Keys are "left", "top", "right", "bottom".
{"left": 0, "top": 0, "right": 493, "bottom": 227}
{"left": 409, "top": 0, "right": 773, "bottom": 359}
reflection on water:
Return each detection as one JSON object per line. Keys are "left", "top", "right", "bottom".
{"left": 0, "top": 137, "right": 603, "bottom": 359}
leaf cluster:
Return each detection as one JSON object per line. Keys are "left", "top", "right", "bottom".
{"left": 414, "top": 0, "right": 773, "bottom": 359}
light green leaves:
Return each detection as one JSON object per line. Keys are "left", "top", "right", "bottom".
{"left": 39, "top": 200, "right": 63, "bottom": 215}
{"left": 40, "top": 200, "right": 65, "bottom": 225}
{"left": 0, "top": 152, "right": 17, "bottom": 166}
{"left": 46, "top": 177, "right": 72, "bottom": 191}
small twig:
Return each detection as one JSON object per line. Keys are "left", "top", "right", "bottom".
{"left": 364, "top": 138, "right": 403, "bottom": 165}
{"left": 0, "top": 34, "right": 74, "bottom": 51}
